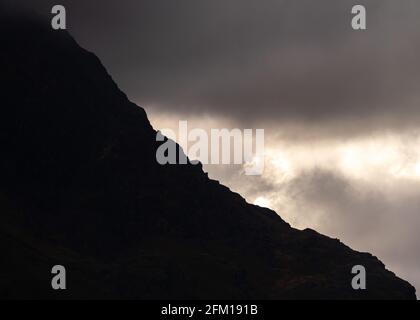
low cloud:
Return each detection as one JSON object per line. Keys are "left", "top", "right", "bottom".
{"left": 279, "top": 169, "right": 420, "bottom": 292}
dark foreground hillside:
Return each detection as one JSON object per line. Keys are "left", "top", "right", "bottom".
{"left": 0, "top": 12, "right": 416, "bottom": 299}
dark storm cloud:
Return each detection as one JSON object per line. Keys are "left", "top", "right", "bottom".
{"left": 9, "top": 0, "right": 420, "bottom": 131}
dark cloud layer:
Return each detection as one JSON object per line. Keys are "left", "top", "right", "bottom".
{"left": 7, "top": 0, "right": 420, "bottom": 131}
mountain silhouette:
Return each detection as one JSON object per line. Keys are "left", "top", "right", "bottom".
{"left": 0, "top": 11, "right": 416, "bottom": 299}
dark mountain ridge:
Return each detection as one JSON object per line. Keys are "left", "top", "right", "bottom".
{"left": 0, "top": 12, "right": 416, "bottom": 299}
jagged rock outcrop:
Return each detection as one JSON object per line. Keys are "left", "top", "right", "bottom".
{"left": 0, "top": 11, "right": 416, "bottom": 299}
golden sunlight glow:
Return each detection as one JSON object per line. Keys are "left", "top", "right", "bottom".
{"left": 147, "top": 110, "right": 420, "bottom": 184}
{"left": 253, "top": 196, "right": 272, "bottom": 208}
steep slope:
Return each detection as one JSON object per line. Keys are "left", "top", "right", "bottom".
{"left": 0, "top": 12, "right": 416, "bottom": 299}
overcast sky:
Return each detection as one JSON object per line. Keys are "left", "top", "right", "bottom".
{"left": 10, "top": 0, "right": 420, "bottom": 294}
